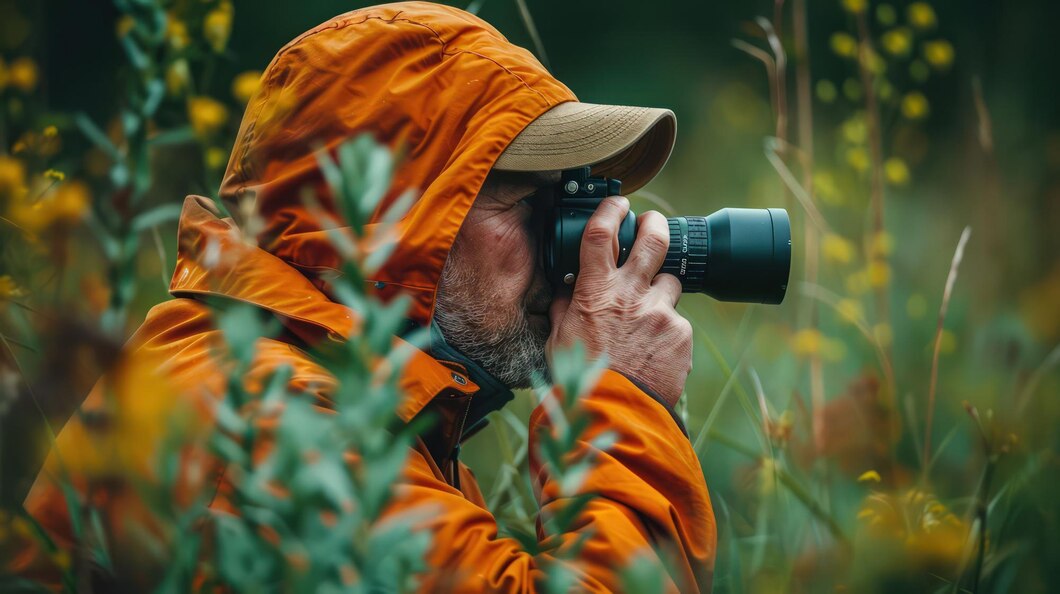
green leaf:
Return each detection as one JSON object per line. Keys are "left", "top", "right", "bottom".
{"left": 131, "top": 203, "right": 183, "bottom": 233}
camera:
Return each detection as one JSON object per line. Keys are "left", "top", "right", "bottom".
{"left": 539, "top": 167, "right": 792, "bottom": 304}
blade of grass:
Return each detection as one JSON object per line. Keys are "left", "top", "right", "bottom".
{"left": 924, "top": 227, "right": 972, "bottom": 479}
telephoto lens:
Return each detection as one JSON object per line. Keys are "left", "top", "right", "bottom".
{"left": 543, "top": 168, "right": 792, "bottom": 304}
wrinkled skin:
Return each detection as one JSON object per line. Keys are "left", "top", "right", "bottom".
{"left": 437, "top": 171, "right": 692, "bottom": 407}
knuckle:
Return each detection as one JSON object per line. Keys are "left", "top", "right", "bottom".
{"left": 583, "top": 221, "right": 614, "bottom": 245}
{"left": 638, "top": 229, "right": 669, "bottom": 254}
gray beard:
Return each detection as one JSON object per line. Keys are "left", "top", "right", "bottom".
{"left": 433, "top": 254, "right": 550, "bottom": 390}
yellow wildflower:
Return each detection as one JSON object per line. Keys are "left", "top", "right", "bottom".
{"left": 907, "top": 2, "right": 937, "bottom": 30}
{"left": 922, "top": 40, "right": 955, "bottom": 70}
{"left": 858, "top": 470, "right": 882, "bottom": 483}
{"left": 791, "top": 328, "right": 823, "bottom": 356}
{"left": 0, "top": 156, "right": 26, "bottom": 196}
{"left": 9, "top": 181, "right": 90, "bottom": 232}
{"left": 836, "top": 298, "right": 864, "bottom": 324}
{"left": 876, "top": 4, "right": 897, "bottom": 26}
{"left": 901, "top": 91, "right": 930, "bottom": 120}
{"left": 206, "top": 147, "right": 228, "bottom": 170}
{"left": 187, "top": 96, "right": 229, "bottom": 138}
{"left": 167, "top": 15, "right": 190, "bottom": 51}
{"left": 830, "top": 32, "right": 858, "bottom": 59}
{"left": 870, "top": 232, "right": 895, "bottom": 257}
{"left": 860, "top": 47, "right": 886, "bottom": 75}
{"left": 814, "top": 171, "right": 844, "bottom": 205}
{"left": 846, "top": 146, "right": 870, "bottom": 172}
{"left": 815, "top": 79, "right": 837, "bottom": 103}
{"left": 907, "top": 293, "right": 927, "bottom": 319}
{"left": 203, "top": 2, "right": 234, "bottom": 53}
{"left": 166, "top": 59, "right": 191, "bottom": 96}
{"left": 115, "top": 14, "right": 135, "bottom": 38}
{"left": 43, "top": 169, "right": 65, "bottom": 182}
{"left": 881, "top": 28, "right": 912, "bottom": 56}
{"left": 8, "top": 57, "right": 38, "bottom": 92}
{"left": 867, "top": 259, "right": 891, "bottom": 288}
{"left": 884, "top": 157, "right": 910, "bottom": 185}
{"left": 231, "top": 70, "right": 262, "bottom": 104}
{"left": 841, "top": 0, "right": 867, "bottom": 14}
{"left": 842, "top": 115, "right": 868, "bottom": 144}
{"left": 823, "top": 233, "right": 856, "bottom": 264}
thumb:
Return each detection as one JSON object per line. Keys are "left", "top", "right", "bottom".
{"left": 546, "top": 289, "right": 571, "bottom": 357}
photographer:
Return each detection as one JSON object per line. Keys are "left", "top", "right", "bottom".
{"left": 15, "top": 3, "right": 716, "bottom": 591}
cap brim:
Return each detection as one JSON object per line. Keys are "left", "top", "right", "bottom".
{"left": 493, "top": 101, "right": 676, "bottom": 193}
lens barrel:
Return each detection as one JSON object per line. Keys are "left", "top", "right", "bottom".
{"left": 661, "top": 209, "right": 791, "bottom": 304}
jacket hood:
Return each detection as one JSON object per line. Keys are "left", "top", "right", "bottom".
{"left": 210, "top": 1, "right": 576, "bottom": 327}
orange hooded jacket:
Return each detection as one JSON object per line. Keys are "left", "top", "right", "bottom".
{"left": 15, "top": 2, "right": 716, "bottom": 590}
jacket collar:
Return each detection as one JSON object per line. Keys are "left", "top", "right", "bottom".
{"left": 168, "top": 195, "right": 478, "bottom": 424}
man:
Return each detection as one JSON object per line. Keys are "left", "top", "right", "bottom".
{"left": 16, "top": 2, "right": 716, "bottom": 590}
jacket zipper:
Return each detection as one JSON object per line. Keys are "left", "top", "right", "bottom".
{"left": 450, "top": 397, "right": 473, "bottom": 489}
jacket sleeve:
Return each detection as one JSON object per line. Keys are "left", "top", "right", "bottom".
{"left": 404, "top": 369, "right": 716, "bottom": 593}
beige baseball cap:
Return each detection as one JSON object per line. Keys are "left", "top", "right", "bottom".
{"left": 493, "top": 101, "right": 676, "bottom": 193}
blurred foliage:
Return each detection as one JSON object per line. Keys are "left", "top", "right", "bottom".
{"left": 0, "top": 0, "right": 1058, "bottom": 592}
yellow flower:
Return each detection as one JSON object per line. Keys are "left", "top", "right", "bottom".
{"left": 9, "top": 181, "right": 90, "bottom": 232}
{"left": 860, "top": 47, "right": 886, "bottom": 74}
{"left": 0, "top": 156, "right": 26, "bottom": 196}
{"left": 205, "top": 147, "right": 228, "bottom": 170}
{"left": 873, "top": 323, "right": 893, "bottom": 347}
{"left": 841, "top": 0, "right": 867, "bottom": 14}
{"left": 187, "top": 96, "right": 229, "bottom": 138}
{"left": 167, "top": 14, "right": 190, "bottom": 51}
{"left": 836, "top": 298, "right": 864, "bottom": 324}
{"left": 203, "top": 2, "right": 234, "bottom": 53}
{"left": 791, "top": 328, "right": 823, "bottom": 356}
{"left": 907, "top": 2, "right": 938, "bottom": 30}
{"left": 823, "top": 233, "right": 856, "bottom": 264}
{"left": 858, "top": 470, "right": 882, "bottom": 483}
{"left": 901, "top": 91, "right": 930, "bottom": 120}
{"left": 868, "top": 259, "right": 891, "bottom": 288}
{"left": 881, "top": 28, "right": 912, "bottom": 56}
{"left": 814, "top": 171, "right": 844, "bottom": 205}
{"left": 43, "top": 169, "right": 65, "bottom": 182}
{"left": 907, "top": 293, "right": 927, "bottom": 319}
{"left": 115, "top": 14, "right": 135, "bottom": 38}
{"left": 884, "top": 157, "right": 910, "bottom": 186}
{"left": 815, "top": 79, "right": 837, "bottom": 103}
{"left": 922, "top": 40, "right": 955, "bottom": 70}
{"left": 231, "top": 70, "right": 262, "bottom": 104}
{"left": 842, "top": 115, "right": 868, "bottom": 144}
{"left": 8, "top": 57, "right": 39, "bottom": 92}
{"left": 830, "top": 32, "right": 858, "bottom": 59}
{"left": 0, "top": 275, "right": 25, "bottom": 299}
{"left": 870, "top": 231, "right": 895, "bottom": 257}
{"left": 166, "top": 59, "right": 191, "bottom": 96}
{"left": 846, "top": 146, "right": 870, "bottom": 172}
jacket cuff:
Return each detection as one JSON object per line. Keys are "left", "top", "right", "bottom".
{"left": 611, "top": 371, "right": 690, "bottom": 439}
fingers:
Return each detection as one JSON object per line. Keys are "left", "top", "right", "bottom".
{"left": 651, "top": 273, "right": 683, "bottom": 308}
{"left": 624, "top": 211, "right": 671, "bottom": 282}
{"left": 579, "top": 196, "right": 629, "bottom": 277}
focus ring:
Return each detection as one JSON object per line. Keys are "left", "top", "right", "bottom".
{"left": 660, "top": 217, "right": 709, "bottom": 292}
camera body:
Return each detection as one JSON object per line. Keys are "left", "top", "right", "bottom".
{"left": 540, "top": 167, "right": 792, "bottom": 304}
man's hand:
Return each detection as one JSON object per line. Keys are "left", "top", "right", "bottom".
{"left": 547, "top": 196, "right": 693, "bottom": 408}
